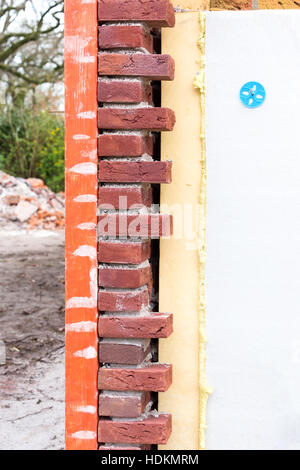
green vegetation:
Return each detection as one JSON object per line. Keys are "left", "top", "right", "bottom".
{"left": 0, "top": 104, "right": 64, "bottom": 193}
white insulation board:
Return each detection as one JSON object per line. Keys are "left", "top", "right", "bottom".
{"left": 205, "top": 10, "right": 300, "bottom": 450}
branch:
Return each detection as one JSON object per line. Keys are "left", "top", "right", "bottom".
{"left": 0, "top": 61, "right": 63, "bottom": 86}
{"left": 0, "top": 1, "right": 26, "bottom": 33}
{"left": 0, "top": 2, "right": 26, "bottom": 17}
{"left": 0, "top": 63, "right": 41, "bottom": 84}
{"left": 0, "top": 1, "right": 63, "bottom": 61}
{"left": 0, "top": 1, "right": 64, "bottom": 87}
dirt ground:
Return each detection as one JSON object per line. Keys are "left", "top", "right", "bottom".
{"left": 0, "top": 230, "right": 65, "bottom": 450}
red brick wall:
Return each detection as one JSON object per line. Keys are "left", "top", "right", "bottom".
{"left": 97, "top": 0, "right": 175, "bottom": 448}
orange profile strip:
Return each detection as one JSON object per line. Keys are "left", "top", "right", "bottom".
{"left": 65, "top": 0, "right": 98, "bottom": 450}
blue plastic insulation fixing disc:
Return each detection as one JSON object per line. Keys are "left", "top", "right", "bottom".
{"left": 240, "top": 82, "right": 266, "bottom": 108}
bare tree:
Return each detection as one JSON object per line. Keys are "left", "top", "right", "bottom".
{"left": 0, "top": 0, "right": 64, "bottom": 97}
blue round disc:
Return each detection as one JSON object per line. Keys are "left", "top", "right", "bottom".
{"left": 240, "top": 81, "right": 266, "bottom": 108}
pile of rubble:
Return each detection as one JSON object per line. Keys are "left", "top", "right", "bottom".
{"left": 0, "top": 171, "right": 65, "bottom": 230}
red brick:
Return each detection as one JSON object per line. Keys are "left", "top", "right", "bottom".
{"left": 98, "top": 107, "right": 175, "bottom": 131}
{"left": 99, "top": 391, "right": 151, "bottom": 418}
{"left": 98, "top": 240, "right": 151, "bottom": 264}
{"left": 99, "top": 161, "right": 172, "bottom": 184}
{"left": 98, "top": 287, "right": 149, "bottom": 312}
{"left": 98, "top": 0, "right": 175, "bottom": 27}
{"left": 99, "top": 25, "right": 153, "bottom": 53}
{"left": 98, "top": 134, "right": 153, "bottom": 157}
{"left": 98, "top": 80, "right": 152, "bottom": 104}
{"left": 98, "top": 213, "right": 173, "bottom": 238}
{"left": 98, "top": 185, "right": 152, "bottom": 209}
{"left": 99, "top": 339, "right": 151, "bottom": 364}
{"left": 99, "top": 445, "right": 151, "bottom": 450}
{"left": 5, "top": 194, "right": 20, "bottom": 205}
{"left": 98, "top": 54, "right": 174, "bottom": 80}
{"left": 98, "top": 414, "right": 172, "bottom": 445}
{"left": 99, "top": 313, "right": 173, "bottom": 339}
{"left": 98, "top": 364, "right": 172, "bottom": 392}
{"left": 99, "top": 264, "right": 152, "bottom": 289}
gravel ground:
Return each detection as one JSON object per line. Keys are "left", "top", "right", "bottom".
{"left": 0, "top": 230, "right": 65, "bottom": 450}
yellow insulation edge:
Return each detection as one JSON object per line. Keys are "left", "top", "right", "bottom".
{"left": 193, "top": 11, "right": 212, "bottom": 451}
